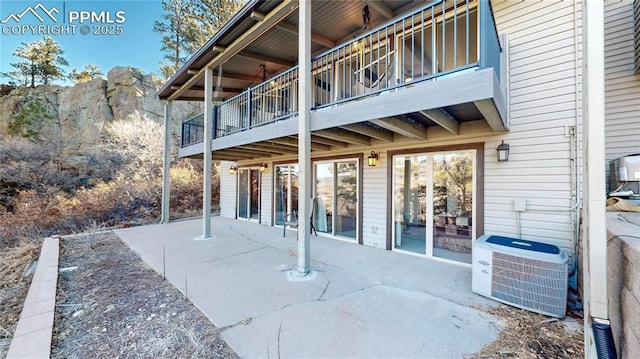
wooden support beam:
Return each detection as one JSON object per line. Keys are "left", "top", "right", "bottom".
{"left": 251, "top": 142, "right": 299, "bottom": 153}
{"left": 275, "top": 21, "right": 336, "bottom": 48}
{"left": 238, "top": 144, "right": 291, "bottom": 155}
{"left": 217, "top": 148, "right": 271, "bottom": 158}
{"left": 271, "top": 136, "right": 331, "bottom": 151}
{"left": 419, "top": 109, "right": 459, "bottom": 135}
{"left": 237, "top": 50, "right": 294, "bottom": 67}
{"left": 369, "top": 0, "right": 394, "bottom": 19}
{"left": 173, "top": 85, "right": 243, "bottom": 95}
{"left": 340, "top": 123, "right": 393, "bottom": 142}
{"left": 250, "top": 11, "right": 265, "bottom": 21}
{"left": 212, "top": 152, "right": 254, "bottom": 160}
{"left": 213, "top": 72, "right": 257, "bottom": 82}
{"left": 252, "top": 11, "right": 335, "bottom": 48}
{"left": 314, "top": 129, "right": 371, "bottom": 146}
{"left": 310, "top": 135, "right": 348, "bottom": 148}
{"left": 474, "top": 99, "right": 507, "bottom": 132}
{"left": 370, "top": 117, "right": 428, "bottom": 140}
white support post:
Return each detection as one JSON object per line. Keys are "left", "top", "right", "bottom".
{"left": 198, "top": 67, "right": 214, "bottom": 240}
{"left": 297, "top": 0, "right": 312, "bottom": 274}
{"left": 160, "top": 101, "right": 172, "bottom": 224}
{"left": 582, "top": 0, "right": 607, "bottom": 356}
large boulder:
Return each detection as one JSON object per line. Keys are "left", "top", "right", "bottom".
{"left": 0, "top": 66, "right": 203, "bottom": 144}
{"left": 58, "top": 78, "right": 114, "bottom": 149}
{"left": 107, "top": 66, "right": 164, "bottom": 122}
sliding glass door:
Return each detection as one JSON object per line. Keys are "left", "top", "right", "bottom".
{"left": 274, "top": 164, "right": 299, "bottom": 225}
{"left": 237, "top": 168, "right": 260, "bottom": 221}
{"left": 313, "top": 159, "right": 358, "bottom": 240}
{"left": 392, "top": 151, "right": 475, "bottom": 263}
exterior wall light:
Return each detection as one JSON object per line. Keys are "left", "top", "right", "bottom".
{"left": 368, "top": 151, "right": 379, "bottom": 166}
{"left": 259, "top": 162, "right": 268, "bottom": 172}
{"left": 497, "top": 140, "right": 510, "bottom": 162}
{"left": 228, "top": 166, "right": 238, "bottom": 174}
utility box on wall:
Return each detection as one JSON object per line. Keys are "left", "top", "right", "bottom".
{"left": 609, "top": 154, "right": 640, "bottom": 195}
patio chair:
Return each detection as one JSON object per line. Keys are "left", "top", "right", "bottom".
{"left": 282, "top": 202, "right": 318, "bottom": 238}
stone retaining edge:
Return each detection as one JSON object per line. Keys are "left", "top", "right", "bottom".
{"left": 6, "top": 236, "right": 60, "bottom": 359}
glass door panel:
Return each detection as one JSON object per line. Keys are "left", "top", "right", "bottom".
{"left": 275, "top": 165, "right": 288, "bottom": 225}
{"left": 393, "top": 155, "right": 427, "bottom": 254}
{"left": 250, "top": 169, "right": 260, "bottom": 220}
{"left": 335, "top": 161, "right": 357, "bottom": 239}
{"left": 290, "top": 165, "right": 299, "bottom": 217}
{"left": 275, "top": 165, "right": 299, "bottom": 225}
{"left": 238, "top": 169, "right": 249, "bottom": 219}
{"left": 432, "top": 152, "right": 473, "bottom": 263}
{"left": 313, "top": 163, "right": 333, "bottom": 234}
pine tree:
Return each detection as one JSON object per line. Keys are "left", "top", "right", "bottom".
{"left": 4, "top": 37, "right": 68, "bottom": 87}
{"left": 154, "top": 0, "right": 244, "bottom": 79}
{"left": 154, "top": 0, "right": 200, "bottom": 79}
{"left": 68, "top": 64, "right": 104, "bottom": 83}
{"left": 191, "top": 0, "right": 244, "bottom": 49}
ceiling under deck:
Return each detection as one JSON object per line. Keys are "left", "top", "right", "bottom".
{"left": 207, "top": 104, "right": 485, "bottom": 161}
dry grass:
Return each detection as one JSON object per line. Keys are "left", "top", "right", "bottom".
{"left": 467, "top": 305, "right": 584, "bottom": 359}
{"left": 52, "top": 232, "right": 237, "bottom": 359}
{"left": 0, "top": 239, "right": 41, "bottom": 357}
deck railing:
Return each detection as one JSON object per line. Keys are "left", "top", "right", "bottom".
{"left": 181, "top": 0, "right": 501, "bottom": 148}
{"left": 181, "top": 113, "right": 205, "bottom": 147}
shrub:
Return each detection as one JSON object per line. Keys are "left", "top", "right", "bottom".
{"left": 0, "top": 114, "right": 220, "bottom": 247}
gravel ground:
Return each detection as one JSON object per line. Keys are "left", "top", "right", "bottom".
{"left": 52, "top": 232, "right": 238, "bottom": 359}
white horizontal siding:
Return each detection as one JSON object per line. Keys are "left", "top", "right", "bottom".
{"left": 261, "top": 168, "right": 273, "bottom": 225}
{"left": 219, "top": 161, "right": 237, "bottom": 219}
{"left": 487, "top": 0, "right": 580, "bottom": 250}
{"left": 604, "top": 0, "right": 640, "bottom": 185}
{"left": 361, "top": 153, "right": 387, "bottom": 249}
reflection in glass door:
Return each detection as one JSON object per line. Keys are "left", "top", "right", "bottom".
{"left": 313, "top": 160, "right": 358, "bottom": 240}
{"left": 392, "top": 151, "right": 474, "bottom": 263}
{"left": 432, "top": 153, "right": 474, "bottom": 263}
{"left": 237, "top": 168, "right": 260, "bottom": 221}
{"left": 393, "top": 155, "right": 428, "bottom": 254}
{"left": 274, "top": 164, "right": 299, "bottom": 225}
{"left": 335, "top": 161, "right": 357, "bottom": 238}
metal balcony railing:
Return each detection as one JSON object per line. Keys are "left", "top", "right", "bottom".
{"left": 181, "top": 113, "right": 205, "bottom": 147}
{"left": 181, "top": 0, "right": 501, "bottom": 148}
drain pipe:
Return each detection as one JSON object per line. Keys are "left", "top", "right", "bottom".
{"left": 582, "top": 0, "right": 615, "bottom": 357}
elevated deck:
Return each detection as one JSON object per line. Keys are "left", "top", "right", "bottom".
{"left": 173, "top": 0, "right": 507, "bottom": 160}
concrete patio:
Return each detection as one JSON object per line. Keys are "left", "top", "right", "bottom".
{"left": 115, "top": 216, "right": 501, "bottom": 358}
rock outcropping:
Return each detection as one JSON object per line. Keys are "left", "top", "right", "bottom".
{"left": 0, "top": 66, "right": 201, "bottom": 150}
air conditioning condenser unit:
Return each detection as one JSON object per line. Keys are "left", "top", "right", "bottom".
{"left": 472, "top": 235, "right": 568, "bottom": 318}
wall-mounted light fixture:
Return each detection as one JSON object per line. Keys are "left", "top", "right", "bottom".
{"left": 497, "top": 140, "right": 510, "bottom": 162}
{"left": 368, "top": 151, "right": 379, "bottom": 167}
{"left": 259, "top": 162, "right": 268, "bottom": 173}
{"left": 228, "top": 166, "right": 238, "bottom": 174}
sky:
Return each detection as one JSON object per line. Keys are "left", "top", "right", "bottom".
{"left": 0, "top": 0, "right": 166, "bottom": 85}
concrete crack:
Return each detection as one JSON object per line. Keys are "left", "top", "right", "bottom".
{"left": 317, "top": 272, "right": 330, "bottom": 301}
{"left": 200, "top": 245, "right": 269, "bottom": 264}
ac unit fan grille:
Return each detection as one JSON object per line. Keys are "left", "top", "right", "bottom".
{"left": 491, "top": 252, "right": 567, "bottom": 317}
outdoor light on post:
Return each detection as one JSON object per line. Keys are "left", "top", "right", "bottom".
{"left": 497, "top": 140, "right": 510, "bottom": 162}
{"left": 228, "top": 166, "right": 238, "bottom": 174}
{"left": 368, "top": 151, "right": 379, "bottom": 167}
{"left": 259, "top": 162, "right": 268, "bottom": 173}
